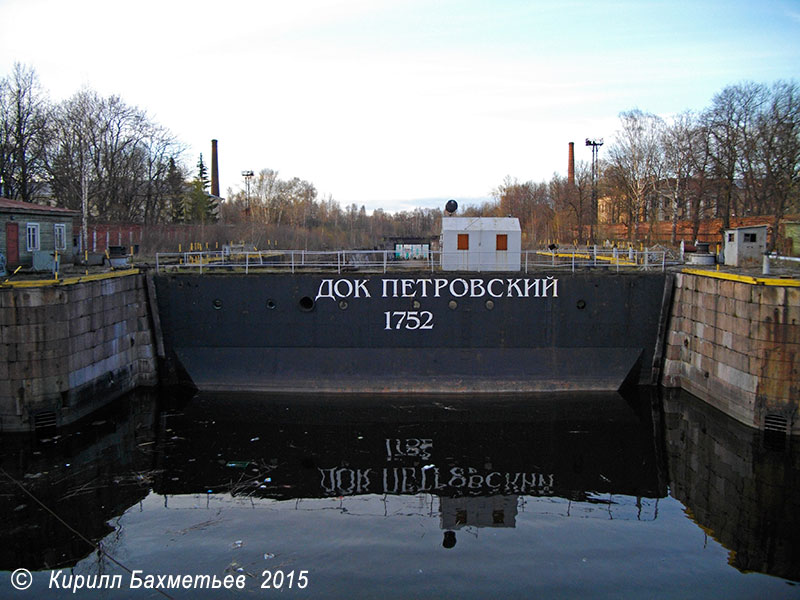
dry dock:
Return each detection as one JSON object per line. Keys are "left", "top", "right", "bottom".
{"left": 1, "top": 262, "right": 798, "bottom": 434}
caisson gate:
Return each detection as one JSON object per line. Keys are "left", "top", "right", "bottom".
{"left": 152, "top": 271, "right": 672, "bottom": 394}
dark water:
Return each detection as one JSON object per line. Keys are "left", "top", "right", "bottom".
{"left": 1, "top": 389, "right": 798, "bottom": 599}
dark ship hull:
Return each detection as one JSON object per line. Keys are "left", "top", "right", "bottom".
{"left": 153, "top": 271, "right": 671, "bottom": 393}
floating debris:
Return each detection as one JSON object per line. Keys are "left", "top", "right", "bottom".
{"left": 263, "top": 553, "right": 275, "bottom": 560}
{"left": 231, "top": 540, "right": 244, "bottom": 549}
{"left": 226, "top": 461, "right": 250, "bottom": 468}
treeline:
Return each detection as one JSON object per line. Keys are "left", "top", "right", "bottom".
{"left": 472, "top": 81, "right": 800, "bottom": 248}
{"left": 0, "top": 63, "right": 441, "bottom": 244}
{"left": 221, "top": 171, "right": 441, "bottom": 249}
{"left": 3, "top": 63, "right": 798, "bottom": 249}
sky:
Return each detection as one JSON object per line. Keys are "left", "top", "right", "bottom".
{"left": 1, "top": 0, "right": 799, "bottom": 213}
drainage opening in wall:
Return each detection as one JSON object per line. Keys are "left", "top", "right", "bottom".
{"left": 34, "top": 411, "right": 57, "bottom": 430}
{"left": 764, "top": 413, "right": 788, "bottom": 433}
{"left": 763, "top": 413, "right": 789, "bottom": 451}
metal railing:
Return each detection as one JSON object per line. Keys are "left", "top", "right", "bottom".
{"left": 524, "top": 247, "right": 671, "bottom": 272}
{"left": 155, "top": 248, "right": 675, "bottom": 274}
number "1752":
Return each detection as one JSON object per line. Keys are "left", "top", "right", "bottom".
{"left": 383, "top": 311, "right": 434, "bottom": 330}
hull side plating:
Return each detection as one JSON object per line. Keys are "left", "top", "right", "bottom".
{"left": 154, "top": 272, "right": 668, "bottom": 393}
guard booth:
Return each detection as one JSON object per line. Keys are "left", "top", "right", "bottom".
{"left": 441, "top": 217, "right": 521, "bottom": 271}
{"left": 723, "top": 225, "right": 767, "bottom": 267}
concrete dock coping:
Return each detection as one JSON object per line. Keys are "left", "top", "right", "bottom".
{"left": 682, "top": 268, "right": 800, "bottom": 287}
{"left": 0, "top": 268, "right": 140, "bottom": 289}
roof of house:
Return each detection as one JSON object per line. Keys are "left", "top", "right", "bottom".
{"left": 725, "top": 224, "right": 768, "bottom": 232}
{"left": 441, "top": 217, "right": 521, "bottom": 232}
{"left": 0, "top": 197, "right": 79, "bottom": 216}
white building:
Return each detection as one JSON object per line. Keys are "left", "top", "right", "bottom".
{"left": 723, "top": 225, "right": 767, "bottom": 267}
{"left": 440, "top": 217, "right": 521, "bottom": 271}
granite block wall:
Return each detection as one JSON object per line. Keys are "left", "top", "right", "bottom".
{"left": 0, "top": 273, "right": 157, "bottom": 431}
{"left": 663, "top": 272, "right": 800, "bottom": 434}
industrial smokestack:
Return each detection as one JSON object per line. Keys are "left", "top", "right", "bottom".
{"left": 568, "top": 141, "right": 575, "bottom": 187}
{"left": 210, "top": 139, "right": 220, "bottom": 197}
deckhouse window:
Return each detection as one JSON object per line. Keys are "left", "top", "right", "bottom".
{"left": 496, "top": 234, "right": 508, "bottom": 251}
{"left": 26, "top": 223, "right": 40, "bottom": 251}
{"left": 457, "top": 234, "right": 469, "bottom": 250}
{"left": 744, "top": 233, "right": 757, "bottom": 243}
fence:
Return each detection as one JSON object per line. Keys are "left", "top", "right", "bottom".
{"left": 155, "top": 248, "right": 674, "bottom": 274}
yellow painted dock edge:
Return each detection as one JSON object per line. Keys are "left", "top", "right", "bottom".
{"left": 682, "top": 268, "right": 800, "bottom": 287}
{"left": 534, "top": 250, "right": 637, "bottom": 266}
{"left": 1, "top": 268, "right": 140, "bottom": 289}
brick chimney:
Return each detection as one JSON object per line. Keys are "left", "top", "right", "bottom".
{"left": 568, "top": 141, "right": 575, "bottom": 187}
{"left": 211, "top": 139, "right": 220, "bottom": 197}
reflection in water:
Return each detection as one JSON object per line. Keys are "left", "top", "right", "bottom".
{"left": 663, "top": 390, "right": 800, "bottom": 582}
{"left": 151, "top": 392, "right": 666, "bottom": 555}
{"left": 2, "top": 392, "right": 664, "bottom": 570}
{"left": 153, "top": 392, "right": 665, "bottom": 502}
{"left": 0, "top": 388, "right": 798, "bottom": 597}
{"left": 0, "top": 394, "right": 158, "bottom": 571}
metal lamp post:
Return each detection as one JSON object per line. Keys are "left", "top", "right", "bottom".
{"left": 241, "top": 170, "right": 254, "bottom": 211}
{"left": 585, "top": 138, "right": 603, "bottom": 244}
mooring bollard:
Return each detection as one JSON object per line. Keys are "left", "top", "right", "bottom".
{"left": 762, "top": 253, "right": 770, "bottom": 275}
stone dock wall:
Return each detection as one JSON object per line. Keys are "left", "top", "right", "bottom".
{"left": 0, "top": 271, "right": 157, "bottom": 432}
{"left": 662, "top": 272, "right": 800, "bottom": 435}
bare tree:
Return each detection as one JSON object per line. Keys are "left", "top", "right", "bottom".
{"left": 755, "top": 81, "right": 800, "bottom": 250}
{"left": 606, "top": 109, "right": 665, "bottom": 240}
{"left": 491, "top": 177, "right": 555, "bottom": 244}
{"left": 140, "top": 124, "right": 185, "bottom": 224}
{"left": 660, "top": 111, "right": 698, "bottom": 243}
{"left": 47, "top": 88, "right": 96, "bottom": 213}
{"left": 0, "top": 63, "right": 50, "bottom": 201}
{"left": 46, "top": 87, "right": 181, "bottom": 223}
{"left": 0, "top": 75, "right": 10, "bottom": 197}
{"left": 550, "top": 162, "right": 593, "bottom": 243}
{"left": 701, "top": 82, "right": 768, "bottom": 228}
{"left": 252, "top": 168, "right": 281, "bottom": 224}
